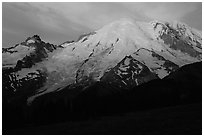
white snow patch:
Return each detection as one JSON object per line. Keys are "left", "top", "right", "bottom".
{"left": 27, "top": 39, "right": 35, "bottom": 44}
{"left": 124, "top": 58, "right": 131, "bottom": 65}
{"left": 3, "top": 45, "right": 35, "bottom": 66}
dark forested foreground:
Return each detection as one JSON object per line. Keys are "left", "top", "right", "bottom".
{"left": 4, "top": 103, "right": 202, "bottom": 135}
{"left": 2, "top": 62, "right": 202, "bottom": 135}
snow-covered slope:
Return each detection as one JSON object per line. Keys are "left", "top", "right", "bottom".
{"left": 2, "top": 19, "right": 202, "bottom": 104}
{"left": 2, "top": 35, "right": 57, "bottom": 96}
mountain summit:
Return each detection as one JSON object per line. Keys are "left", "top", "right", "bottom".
{"left": 2, "top": 19, "right": 202, "bottom": 104}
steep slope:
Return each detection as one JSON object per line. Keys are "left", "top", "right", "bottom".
{"left": 2, "top": 35, "right": 57, "bottom": 100}
{"left": 2, "top": 19, "right": 202, "bottom": 105}
{"left": 100, "top": 55, "right": 159, "bottom": 89}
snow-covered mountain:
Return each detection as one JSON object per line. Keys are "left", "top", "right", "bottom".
{"left": 2, "top": 19, "right": 202, "bottom": 105}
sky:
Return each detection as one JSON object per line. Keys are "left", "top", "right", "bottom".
{"left": 2, "top": 2, "right": 202, "bottom": 47}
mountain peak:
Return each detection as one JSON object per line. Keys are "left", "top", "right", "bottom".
{"left": 3, "top": 35, "right": 57, "bottom": 69}
{"left": 98, "top": 18, "right": 136, "bottom": 31}
{"left": 25, "top": 35, "right": 41, "bottom": 44}
{"left": 109, "top": 18, "right": 136, "bottom": 25}
{"left": 2, "top": 19, "right": 202, "bottom": 105}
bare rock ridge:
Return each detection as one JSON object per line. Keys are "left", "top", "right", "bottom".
{"left": 2, "top": 19, "right": 202, "bottom": 105}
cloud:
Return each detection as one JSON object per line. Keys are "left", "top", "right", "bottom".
{"left": 2, "top": 2, "right": 202, "bottom": 47}
{"left": 141, "top": 3, "right": 199, "bottom": 22}
{"left": 2, "top": 2, "right": 91, "bottom": 46}
{"left": 21, "top": 2, "right": 201, "bottom": 30}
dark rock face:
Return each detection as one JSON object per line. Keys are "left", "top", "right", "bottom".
{"left": 101, "top": 55, "right": 159, "bottom": 89}
{"left": 153, "top": 22, "right": 202, "bottom": 59}
{"left": 161, "top": 33, "right": 201, "bottom": 58}
{"left": 3, "top": 35, "right": 56, "bottom": 69}
{"left": 2, "top": 68, "right": 47, "bottom": 98}
{"left": 135, "top": 48, "right": 179, "bottom": 75}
